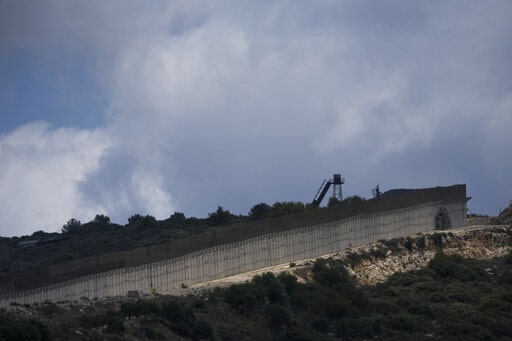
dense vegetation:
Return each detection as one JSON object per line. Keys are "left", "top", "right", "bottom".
{"left": 3, "top": 251, "right": 512, "bottom": 340}
{"left": 0, "top": 197, "right": 365, "bottom": 274}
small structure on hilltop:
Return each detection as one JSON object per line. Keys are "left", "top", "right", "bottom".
{"left": 311, "top": 174, "right": 345, "bottom": 207}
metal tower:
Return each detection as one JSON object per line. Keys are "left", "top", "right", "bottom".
{"left": 331, "top": 174, "right": 345, "bottom": 201}
{"left": 311, "top": 174, "right": 345, "bottom": 207}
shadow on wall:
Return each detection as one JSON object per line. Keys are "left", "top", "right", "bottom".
{"left": 435, "top": 207, "right": 451, "bottom": 230}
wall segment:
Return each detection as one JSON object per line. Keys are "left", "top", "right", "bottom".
{"left": 0, "top": 185, "right": 468, "bottom": 305}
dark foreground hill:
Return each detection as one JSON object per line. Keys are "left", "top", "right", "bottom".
{"left": 2, "top": 229, "right": 512, "bottom": 340}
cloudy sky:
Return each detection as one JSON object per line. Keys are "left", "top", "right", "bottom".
{"left": 1, "top": 1, "right": 511, "bottom": 237}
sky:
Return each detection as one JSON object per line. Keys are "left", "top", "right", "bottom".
{"left": 1, "top": 1, "right": 511, "bottom": 237}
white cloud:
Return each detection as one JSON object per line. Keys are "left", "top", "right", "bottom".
{"left": 0, "top": 122, "right": 111, "bottom": 236}
{"left": 1, "top": 1, "right": 512, "bottom": 236}
{"left": 98, "top": 1, "right": 512, "bottom": 216}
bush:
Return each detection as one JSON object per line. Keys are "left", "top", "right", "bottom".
{"left": 404, "top": 237, "right": 414, "bottom": 251}
{"left": 249, "top": 203, "right": 272, "bottom": 220}
{"left": 120, "top": 300, "right": 160, "bottom": 318}
{"left": 322, "top": 296, "right": 352, "bottom": 319}
{"left": 312, "top": 260, "right": 350, "bottom": 288}
{"left": 428, "top": 252, "right": 479, "bottom": 281}
{"left": 193, "top": 320, "right": 213, "bottom": 338}
{"left": 277, "top": 272, "right": 298, "bottom": 295}
{"left": 38, "top": 301, "right": 61, "bottom": 316}
{"left": 169, "top": 320, "right": 193, "bottom": 337}
{"left": 311, "top": 318, "right": 329, "bottom": 334}
{"left": 336, "top": 317, "right": 376, "bottom": 339}
{"left": 415, "top": 236, "right": 426, "bottom": 249}
{"left": 252, "top": 272, "right": 288, "bottom": 305}
{"left": 264, "top": 304, "right": 291, "bottom": 329}
{"left": 224, "top": 282, "right": 265, "bottom": 312}
{"left": 81, "top": 312, "right": 124, "bottom": 333}
{"left": 429, "top": 233, "right": 446, "bottom": 249}
{"left": 0, "top": 314, "right": 51, "bottom": 341}
{"left": 384, "top": 313, "right": 425, "bottom": 333}
{"left": 387, "top": 272, "right": 419, "bottom": 286}
{"left": 270, "top": 201, "right": 307, "bottom": 218}
{"left": 504, "top": 252, "right": 512, "bottom": 265}
{"left": 429, "top": 291, "right": 448, "bottom": 303}
{"left": 207, "top": 206, "right": 234, "bottom": 226}
{"left": 439, "top": 321, "right": 480, "bottom": 337}
{"left": 444, "top": 284, "right": 477, "bottom": 303}
{"left": 371, "top": 298, "right": 403, "bottom": 315}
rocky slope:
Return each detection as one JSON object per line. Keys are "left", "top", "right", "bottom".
{"left": 298, "top": 225, "right": 512, "bottom": 286}
{"left": 177, "top": 225, "right": 512, "bottom": 295}
{"left": 2, "top": 225, "right": 511, "bottom": 340}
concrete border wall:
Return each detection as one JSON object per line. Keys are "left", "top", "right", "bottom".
{"left": 2, "top": 184, "right": 468, "bottom": 293}
{"left": 0, "top": 189, "right": 468, "bottom": 305}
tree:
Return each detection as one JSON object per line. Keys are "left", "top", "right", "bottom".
{"left": 207, "top": 206, "right": 234, "bottom": 226}
{"left": 343, "top": 195, "right": 365, "bottom": 203}
{"left": 127, "top": 214, "right": 143, "bottom": 225}
{"left": 93, "top": 214, "right": 111, "bottom": 225}
{"left": 328, "top": 197, "right": 341, "bottom": 207}
{"left": 62, "top": 218, "right": 81, "bottom": 233}
{"left": 224, "top": 282, "right": 265, "bottom": 312}
{"left": 253, "top": 272, "right": 288, "bottom": 305}
{"left": 270, "top": 201, "right": 306, "bottom": 217}
{"left": 169, "top": 212, "right": 186, "bottom": 225}
{"left": 141, "top": 215, "right": 158, "bottom": 229}
{"left": 249, "top": 202, "right": 272, "bottom": 220}
{"left": 264, "top": 304, "right": 291, "bottom": 329}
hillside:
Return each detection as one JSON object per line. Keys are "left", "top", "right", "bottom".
{"left": 0, "top": 202, "right": 311, "bottom": 274}
{"left": 172, "top": 225, "right": 512, "bottom": 295}
{"left": 1, "top": 226, "right": 512, "bottom": 340}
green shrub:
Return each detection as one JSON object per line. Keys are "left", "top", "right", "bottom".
{"left": 407, "top": 303, "right": 431, "bottom": 316}
{"left": 322, "top": 296, "right": 352, "bottom": 319}
{"left": 312, "top": 258, "right": 328, "bottom": 273}
{"left": 429, "top": 291, "right": 448, "bottom": 303}
{"left": 120, "top": 300, "right": 160, "bottom": 318}
{"left": 387, "top": 272, "right": 419, "bottom": 286}
{"left": 410, "top": 277, "right": 443, "bottom": 294}
{"left": 264, "top": 304, "right": 291, "bottom": 329}
{"left": 193, "top": 320, "right": 213, "bottom": 339}
{"left": 312, "top": 259, "right": 350, "bottom": 288}
{"left": 504, "top": 252, "right": 512, "bottom": 265}
{"left": 103, "top": 311, "right": 124, "bottom": 334}
{"left": 428, "top": 233, "right": 446, "bottom": 249}
{"left": 439, "top": 321, "right": 480, "bottom": 337}
{"left": 169, "top": 320, "right": 193, "bottom": 337}
{"left": 224, "top": 282, "right": 265, "bottom": 312}
{"left": 415, "top": 236, "right": 426, "bottom": 249}
{"left": 277, "top": 272, "right": 298, "bottom": 295}
{"left": 0, "top": 314, "right": 51, "bottom": 341}
{"left": 428, "top": 252, "right": 482, "bottom": 282}
{"left": 404, "top": 237, "right": 414, "bottom": 251}
{"left": 311, "top": 318, "right": 329, "bottom": 334}
{"left": 336, "top": 317, "right": 376, "bottom": 339}
{"left": 370, "top": 298, "right": 403, "bottom": 315}
{"left": 444, "top": 284, "right": 477, "bottom": 303}
{"left": 253, "top": 272, "right": 288, "bottom": 305}
{"left": 383, "top": 313, "right": 425, "bottom": 333}
{"left": 38, "top": 301, "right": 61, "bottom": 316}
